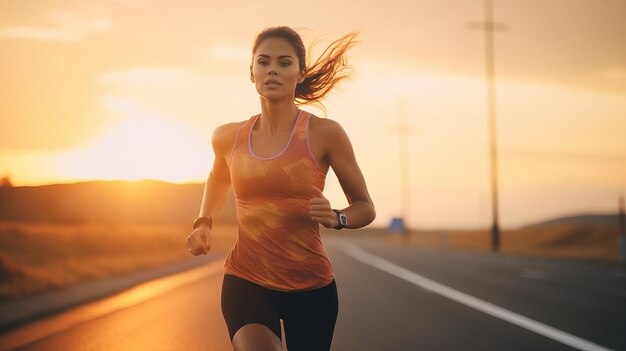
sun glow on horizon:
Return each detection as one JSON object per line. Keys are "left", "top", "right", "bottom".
{"left": 50, "top": 116, "right": 211, "bottom": 184}
{"left": 2, "top": 63, "right": 625, "bottom": 227}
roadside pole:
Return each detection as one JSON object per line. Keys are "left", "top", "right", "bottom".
{"left": 619, "top": 195, "right": 626, "bottom": 264}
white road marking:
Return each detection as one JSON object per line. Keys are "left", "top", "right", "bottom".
{"left": 341, "top": 242, "right": 614, "bottom": 351}
{"left": 521, "top": 268, "right": 549, "bottom": 281}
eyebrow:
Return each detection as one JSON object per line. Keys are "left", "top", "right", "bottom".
{"left": 257, "top": 54, "right": 294, "bottom": 59}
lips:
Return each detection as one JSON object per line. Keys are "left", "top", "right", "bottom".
{"left": 265, "top": 79, "right": 281, "bottom": 85}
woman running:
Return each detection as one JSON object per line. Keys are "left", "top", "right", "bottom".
{"left": 186, "top": 26, "right": 376, "bottom": 351}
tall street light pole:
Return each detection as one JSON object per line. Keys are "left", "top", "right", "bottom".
{"left": 398, "top": 97, "right": 411, "bottom": 224}
{"left": 388, "top": 96, "right": 413, "bottom": 234}
{"left": 468, "top": 0, "right": 507, "bottom": 251}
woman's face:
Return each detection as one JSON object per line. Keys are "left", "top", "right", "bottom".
{"left": 250, "top": 37, "right": 305, "bottom": 101}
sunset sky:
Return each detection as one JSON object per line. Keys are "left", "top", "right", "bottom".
{"left": 1, "top": 0, "right": 625, "bottom": 229}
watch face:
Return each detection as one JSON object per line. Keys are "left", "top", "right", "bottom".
{"left": 339, "top": 213, "right": 348, "bottom": 226}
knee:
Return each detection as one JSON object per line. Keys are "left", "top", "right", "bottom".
{"left": 232, "top": 323, "right": 282, "bottom": 351}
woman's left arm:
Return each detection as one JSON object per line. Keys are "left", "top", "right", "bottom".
{"left": 309, "top": 119, "right": 376, "bottom": 229}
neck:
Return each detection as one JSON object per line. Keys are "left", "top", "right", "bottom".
{"left": 258, "top": 97, "right": 300, "bottom": 135}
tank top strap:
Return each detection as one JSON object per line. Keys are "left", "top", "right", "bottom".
{"left": 229, "top": 114, "right": 259, "bottom": 164}
{"left": 292, "top": 110, "right": 311, "bottom": 141}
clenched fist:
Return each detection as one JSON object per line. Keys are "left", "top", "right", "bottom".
{"left": 186, "top": 224, "right": 212, "bottom": 256}
{"left": 309, "top": 186, "right": 339, "bottom": 228}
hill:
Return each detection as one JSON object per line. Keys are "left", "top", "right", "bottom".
{"left": 521, "top": 213, "right": 621, "bottom": 228}
{"left": 389, "top": 212, "right": 623, "bottom": 263}
{"left": 0, "top": 180, "right": 237, "bottom": 224}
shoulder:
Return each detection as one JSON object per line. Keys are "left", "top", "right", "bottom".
{"left": 212, "top": 120, "right": 246, "bottom": 155}
{"left": 309, "top": 114, "right": 348, "bottom": 140}
{"left": 308, "top": 114, "right": 356, "bottom": 161}
{"left": 309, "top": 114, "right": 352, "bottom": 150}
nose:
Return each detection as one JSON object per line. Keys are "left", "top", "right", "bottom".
{"left": 267, "top": 62, "right": 279, "bottom": 76}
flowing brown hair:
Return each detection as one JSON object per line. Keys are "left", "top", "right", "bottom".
{"left": 252, "top": 26, "right": 359, "bottom": 114}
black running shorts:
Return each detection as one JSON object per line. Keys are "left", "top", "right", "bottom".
{"left": 221, "top": 274, "right": 339, "bottom": 351}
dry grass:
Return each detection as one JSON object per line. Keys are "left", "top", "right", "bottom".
{"left": 0, "top": 221, "right": 237, "bottom": 301}
{"left": 2, "top": 220, "right": 621, "bottom": 301}
{"left": 386, "top": 223, "right": 621, "bottom": 263}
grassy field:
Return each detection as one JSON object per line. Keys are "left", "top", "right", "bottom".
{"left": 1, "top": 220, "right": 622, "bottom": 302}
{"left": 385, "top": 222, "right": 622, "bottom": 263}
{"left": 0, "top": 220, "right": 237, "bottom": 301}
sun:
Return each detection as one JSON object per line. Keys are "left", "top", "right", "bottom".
{"left": 53, "top": 117, "right": 211, "bottom": 183}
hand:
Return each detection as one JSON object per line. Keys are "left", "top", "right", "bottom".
{"left": 309, "top": 186, "right": 339, "bottom": 228}
{"left": 186, "top": 224, "right": 212, "bottom": 256}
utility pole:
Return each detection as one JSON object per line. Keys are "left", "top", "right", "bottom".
{"left": 468, "top": 0, "right": 507, "bottom": 252}
{"left": 617, "top": 194, "right": 626, "bottom": 264}
{"left": 399, "top": 97, "right": 411, "bottom": 223}
{"left": 388, "top": 96, "right": 413, "bottom": 234}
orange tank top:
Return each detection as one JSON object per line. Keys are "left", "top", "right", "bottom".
{"left": 224, "top": 110, "right": 334, "bottom": 291}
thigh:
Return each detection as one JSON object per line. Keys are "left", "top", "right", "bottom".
{"left": 280, "top": 280, "right": 339, "bottom": 351}
{"left": 220, "top": 274, "right": 282, "bottom": 341}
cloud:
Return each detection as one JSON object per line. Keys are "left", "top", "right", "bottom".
{"left": 209, "top": 44, "right": 250, "bottom": 60}
{"left": 101, "top": 67, "right": 194, "bottom": 85}
{"left": 0, "top": 10, "right": 111, "bottom": 42}
{"left": 98, "top": 66, "right": 257, "bottom": 128}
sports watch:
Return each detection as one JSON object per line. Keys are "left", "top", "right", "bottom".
{"left": 193, "top": 216, "right": 213, "bottom": 230}
{"left": 332, "top": 209, "right": 347, "bottom": 229}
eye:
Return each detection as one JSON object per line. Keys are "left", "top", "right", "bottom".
{"left": 280, "top": 61, "right": 291, "bottom": 67}
{"left": 257, "top": 59, "right": 267, "bottom": 65}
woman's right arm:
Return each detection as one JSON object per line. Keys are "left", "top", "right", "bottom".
{"left": 187, "top": 122, "right": 240, "bottom": 255}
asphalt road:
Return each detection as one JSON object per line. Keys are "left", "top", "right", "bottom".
{"left": 1, "top": 233, "right": 624, "bottom": 350}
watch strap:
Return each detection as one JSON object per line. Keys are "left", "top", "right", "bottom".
{"left": 332, "top": 209, "right": 347, "bottom": 230}
{"left": 193, "top": 216, "right": 213, "bottom": 230}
